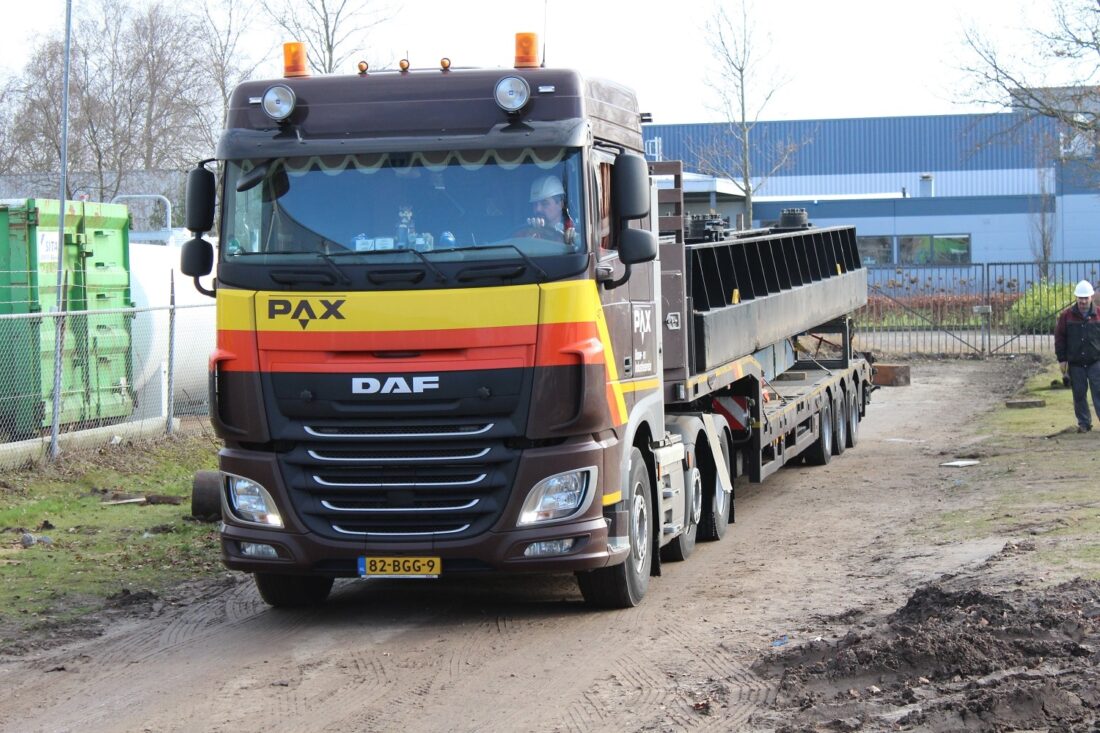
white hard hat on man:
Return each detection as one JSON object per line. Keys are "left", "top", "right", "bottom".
{"left": 1075, "top": 280, "right": 1095, "bottom": 298}
{"left": 529, "top": 175, "right": 565, "bottom": 202}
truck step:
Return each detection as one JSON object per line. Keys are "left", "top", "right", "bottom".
{"left": 662, "top": 522, "right": 682, "bottom": 536}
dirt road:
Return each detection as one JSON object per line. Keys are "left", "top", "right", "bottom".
{"left": 1, "top": 360, "right": 1095, "bottom": 732}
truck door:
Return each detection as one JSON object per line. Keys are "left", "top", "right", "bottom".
{"left": 593, "top": 151, "right": 658, "bottom": 420}
{"left": 594, "top": 151, "right": 633, "bottom": 395}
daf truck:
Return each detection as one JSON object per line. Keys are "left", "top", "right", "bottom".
{"left": 181, "top": 37, "right": 872, "bottom": 608}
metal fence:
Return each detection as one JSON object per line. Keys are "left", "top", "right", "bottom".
{"left": 0, "top": 300, "right": 215, "bottom": 453}
{"left": 856, "top": 261, "right": 1100, "bottom": 355}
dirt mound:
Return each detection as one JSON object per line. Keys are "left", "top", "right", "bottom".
{"left": 752, "top": 579, "right": 1100, "bottom": 732}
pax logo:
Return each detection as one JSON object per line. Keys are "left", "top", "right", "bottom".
{"left": 352, "top": 376, "right": 440, "bottom": 395}
{"left": 633, "top": 306, "right": 653, "bottom": 336}
{"left": 267, "top": 298, "right": 346, "bottom": 329}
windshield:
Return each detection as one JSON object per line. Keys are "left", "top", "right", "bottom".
{"left": 221, "top": 148, "right": 586, "bottom": 263}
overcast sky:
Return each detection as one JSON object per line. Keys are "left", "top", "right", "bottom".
{"left": 1, "top": 0, "right": 1060, "bottom": 124}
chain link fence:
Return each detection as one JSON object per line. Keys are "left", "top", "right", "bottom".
{"left": 855, "top": 261, "right": 1100, "bottom": 356}
{"left": 0, "top": 283, "right": 214, "bottom": 453}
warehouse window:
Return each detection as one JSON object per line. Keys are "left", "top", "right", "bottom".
{"left": 931, "top": 235, "right": 971, "bottom": 264}
{"left": 899, "top": 235, "right": 971, "bottom": 265}
{"left": 856, "top": 236, "right": 893, "bottom": 265}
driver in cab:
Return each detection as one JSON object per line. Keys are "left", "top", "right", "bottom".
{"left": 525, "top": 175, "right": 576, "bottom": 245}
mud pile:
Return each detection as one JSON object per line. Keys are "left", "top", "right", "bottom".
{"left": 753, "top": 579, "right": 1100, "bottom": 732}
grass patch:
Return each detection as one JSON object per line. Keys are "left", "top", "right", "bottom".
{"left": 926, "top": 360, "right": 1100, "bottom": 578}
{"left": 979, "top": 361, "right": 1076, "bottom": 438}
{"left": 0, "top": 433, "right": 220, "bottom": 632}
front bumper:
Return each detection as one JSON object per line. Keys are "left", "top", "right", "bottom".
{"left": 218, "top": 437, "right": 629, "bottom": 576}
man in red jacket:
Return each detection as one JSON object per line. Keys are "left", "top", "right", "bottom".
{"left": 1055, "top": 280, "right": 1100, "bottom": 432}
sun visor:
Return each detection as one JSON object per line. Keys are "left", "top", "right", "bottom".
{"left": 216, "top": 119, "right": 590, "bottom": 160}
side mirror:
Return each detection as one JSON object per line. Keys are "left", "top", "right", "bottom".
{"left": 603, "top": 227, "right": 658, "bottom": 290}
{"left": 186, "top": 166, "right": 216, "bottom": 233}
{"left": 620, "top": 227, "right": 657, "bottom": 265}
{"left": 181, "top": 237, "right": 214, "bottom": 277}
{"left": 611, "top": 153, "right": 650, "bottom": 221}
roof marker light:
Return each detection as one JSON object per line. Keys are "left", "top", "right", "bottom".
{"left": 399, "top": 59, "right": 410, "bottom": 72}
{"left": 283, "top": 42, "right": 308, "bottom": 78}
{"left": 494, "top": 76, "right": 531, "bottom": 113}
{"left": 440, "top": 57, "right": 451, "bottom": 71}
{"left": 514, "top": 32, "right": 538, "bottom": 68}
{"left": 357, "top": 60, "right": 369, "bottom": 75}
{"left": 261, "top": 84, "right": 297, "bottom": 122}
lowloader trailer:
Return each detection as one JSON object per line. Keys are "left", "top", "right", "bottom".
{"left": 181, "top": 37, "right": 873, "bottom": 608}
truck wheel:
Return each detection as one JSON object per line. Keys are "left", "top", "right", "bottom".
{"left": 661, "top": 463, "right": 702, "bottom": 562}
{"left": 832, "top": 395, "right": 847, "bottom": 456}
{"left": 698, "top": 430, "right": 731, "bottom": 542}
{"left": 846, "top": 388, "right": 860, "bottom": 448}
{"left": 577, "top": 447, "right": 653, "bottom": 608}
{"left": 254, "top": 573, "right": 334, "bottom": 608}
{"left": 805, "top": 401, "right": 833, "bottom": 466}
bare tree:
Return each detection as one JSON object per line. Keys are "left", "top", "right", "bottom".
{"left": 263, "top": 0, "right": 399, "bottom": 75}
{"left": 0, "top": 76, "right": 17, "bottom": 174}
{"left": 1031, "top": 134, "right": 1059, "bottom": 280}
{"left": 3, "top": 0, "right": 207, "bottom": 201}
{"left": 195, "top": 0, "right": 266, "bottom": 152}
{"left": 696, "top": 0, "right": 799, "bottom": 227}
{"left": 962, "top": 1, "right": 1100, "bottom": 136}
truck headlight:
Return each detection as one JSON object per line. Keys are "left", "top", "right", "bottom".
{"left": 518, "top": 468, "right": 597, "bottom": 525}
{"left": 225, "top": 475, "right": 284, "bottom": 528}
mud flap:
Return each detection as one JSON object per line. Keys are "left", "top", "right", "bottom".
{"left": 700, "top": 413, "right": 733, "bottom": 496}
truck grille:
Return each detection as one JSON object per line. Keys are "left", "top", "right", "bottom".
{"left": 278, "top": 420, "right": 517, "bottom": 541}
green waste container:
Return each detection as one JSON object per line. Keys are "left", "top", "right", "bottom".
{"left": 0, "top": 199, "right": 133, "bottom": 439}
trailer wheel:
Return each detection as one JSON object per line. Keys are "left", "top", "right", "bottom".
{"left": 254, "top": 573, "right": 334, "bottom": 608}
{"left": 662, "top": 463, "right": 702, "bottom": 562}
{"left": 577, "top": 447, "right": 653, "bottom": 608}
{"left": 846, "top": 387, "right": 860, "bottom": 448}
{"left": 805, "top": 400, "right": 833, "bottom": 466}
{"left": 698, "top": 430, "right": 731, "bottom": 542}
{"left": 832, "top": 394, "right": 848, "bottom": 456}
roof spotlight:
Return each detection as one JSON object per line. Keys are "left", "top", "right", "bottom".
{"left": 261, "top": 84, "right": 296, "bottom": 122}
{"left": 494, "top": 76, "right": 530, "bottom": 113}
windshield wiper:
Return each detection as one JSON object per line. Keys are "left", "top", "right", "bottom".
{"left": 327, "top": 248, "right": 448, "bottom": 283}
{"left": 317, "top": 252, "right": 353, "bottom": 285}
{"left": 440, "top": 244, "right": 549, "bottom": 280}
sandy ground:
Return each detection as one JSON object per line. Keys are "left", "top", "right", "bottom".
{"left": 1, "top": 359, "right": 1096, "bottom": 732}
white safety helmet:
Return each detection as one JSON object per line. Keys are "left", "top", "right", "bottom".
{"left": 529, "top": 175, "right": 565, "bottom": 203}
{"left": 1074, "top": 280, "right": 1095, "bottom": 298}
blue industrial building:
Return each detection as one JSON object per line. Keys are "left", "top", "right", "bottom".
{"left": 643, "top": 113, "right": 1098, "bottom": 265}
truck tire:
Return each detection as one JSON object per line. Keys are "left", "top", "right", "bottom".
{"left": 254, "top": 573, "right": 334, "bottom": 608}
{"left": 698, "top": 430, "right": 731, "bottom": 542}
{"left": 832, "top": 394, "right": 847, "bottom": 456}
{"left": 846, "top": 387, "right": 860, "bottom": 448}
{"left": 661, "top": 463, "right": 702, "bottom": 562}
{"left": 577, "top": 448, "right": 653, "bottom": 608}
{"left": 805, "top": 401, "right": 833, "bottom": 466}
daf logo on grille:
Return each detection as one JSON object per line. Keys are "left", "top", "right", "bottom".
{"left": 352, "top": 376, "right": 440, "bottom": 394}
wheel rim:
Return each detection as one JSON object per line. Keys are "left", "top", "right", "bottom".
{"left": 822, "top": 405, "right": 832, "bottom": 453}
{"left": 836, "top": 398, "right": 847, "bottom": 447}
{"left": 850, "top": 393, "right": 860, "bottom": 439}
{"left": 630, "top": 482, "right": 649, "bottom": 571}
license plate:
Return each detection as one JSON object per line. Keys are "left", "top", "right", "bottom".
{"left": 358, "top": 556, "right": 441, "bottom": 578}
